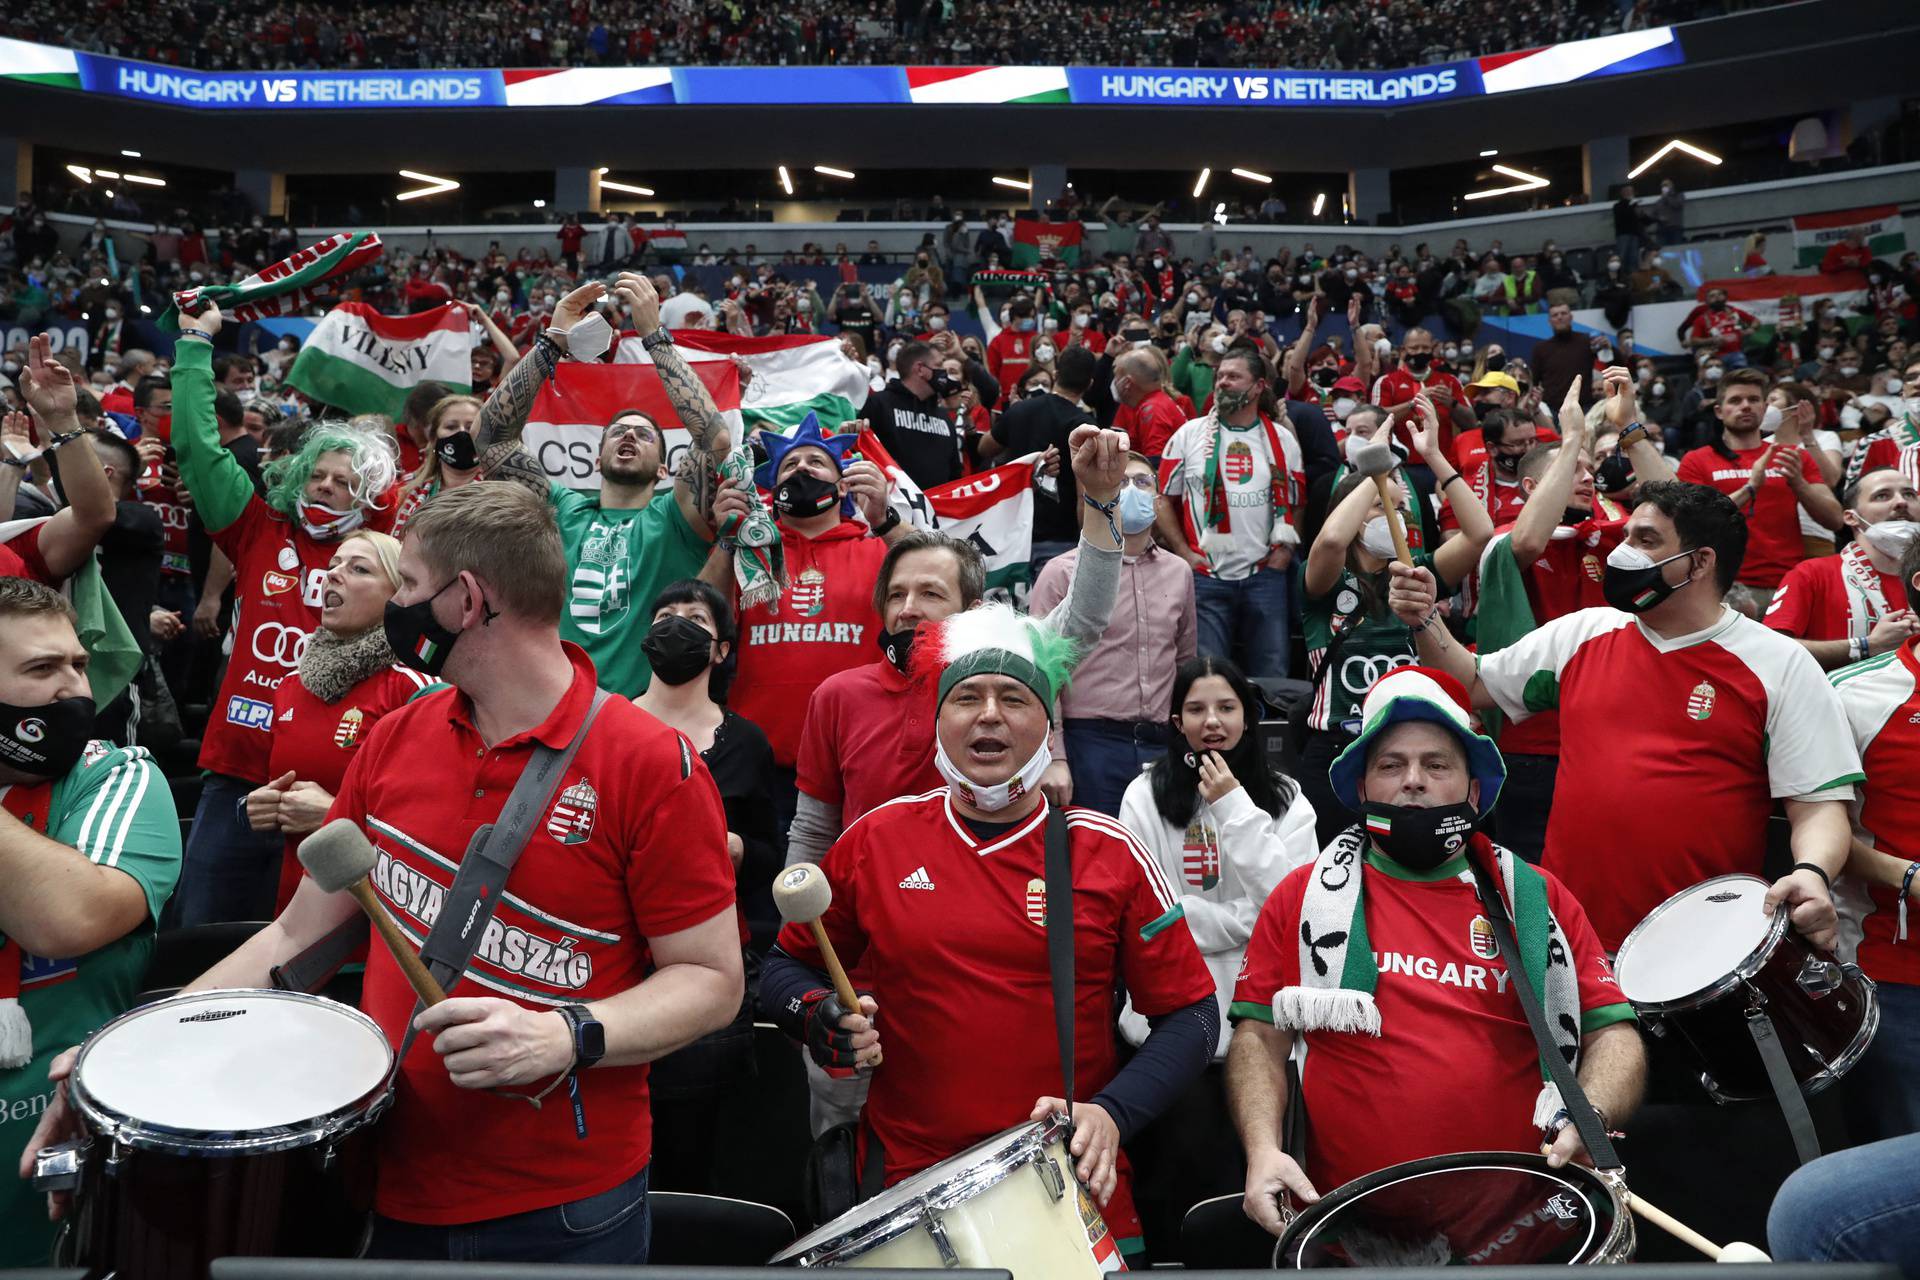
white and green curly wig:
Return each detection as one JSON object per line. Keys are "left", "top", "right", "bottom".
{"left": 909, "top": 602, "right": 1081, "bottom": 721}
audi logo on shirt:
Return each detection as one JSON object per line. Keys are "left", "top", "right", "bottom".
{"left": 251, "top": 621, "right": 312, "bottom": 668}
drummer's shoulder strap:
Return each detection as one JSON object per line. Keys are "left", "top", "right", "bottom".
{"left": 272, "top": 689, "right": 615, "bottom": 1010}
{"left": 1045, "top": 803, "right": 1075, "bottom": 1128}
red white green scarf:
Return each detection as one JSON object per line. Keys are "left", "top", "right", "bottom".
{"left": 1840, "top": 539, "right": 1892, "bottom": 639}
{"left": 1199, "top": 413, "right": 1300, "bottom": 535}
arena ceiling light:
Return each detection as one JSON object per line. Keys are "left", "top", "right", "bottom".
{"left": 814, "top": 165, "right": 856, "bottom": 180}
{"left": 1462, "top": 163, "right": 1550, "bottom": 202}
{"left": 1312, "top": 192, "right": 1327, "bottom": 217}
{"left": 1627, "top": 139, "right": 1723, "bottom": 181}
{"left": 120, "top": 149, "right": 141, "bottom": 158}
{"left": 1192, "top": 168, "right": 1211, "bottom": 198}
{"left": 396, "top": 170, "right": 459, "bottom": 201}
{"left": 1230, "top": 167, "right": 1272, "bottom": 184}
{"left": 600, "top": 177, "right": 655, "bottom": 196}
{"left": 125, "top": 174, "right": 165, "bottom": 187}
{"left": 94, "top": 168, "right": 121, "bottom": 179}
{"left": 991, "top": 176, "right": 1031, "bottom": 191}
{"left": 778, "top": 165, "right": 794, "bottom": 195}
{"left": 66, "top": 164, "right": 91, "bottom": 182}
{"left": 1480, "top": 148, "right": 1499, "bottom": 157}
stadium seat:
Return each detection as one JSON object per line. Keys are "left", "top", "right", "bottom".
{"left": 646, "top": 1192, "right": 795, "bottom": 1265}
{"left": 1180, "top": 1191, "right": 1279, "bottom": 1269}
{"left": 139, "top": 921, "right": 270, "bottom": 999}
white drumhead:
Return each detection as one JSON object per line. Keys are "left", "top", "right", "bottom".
{"left": 78, "top": 991, "right": 391, "bottom": 1133}
{"left": 777, "top": 1119, "right": 1051, "bottom": 1260}
{"left": 1616, "top": 876, "right": 1773, "bottom": 1005}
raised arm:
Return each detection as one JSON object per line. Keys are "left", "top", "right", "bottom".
{"left": 1603, "top": 364, "right": 1673, "bottom": 485}
{"left": 17, "top": 339, "right": 116, "bottom": 579}
{"left": 1283, "top": 295, "right": 1322, "bottom": 397}
{"left": 1415, "top": 395, "right": 1493, "bottom": 586}
{"left": 616, "top": 273, "right": 729, "bottom": 456}
{"left": 1509, "top": 381, "right": 1589, "bottom": 565}
{"left": 170, "top": 308, "right": 262, "bottom": 534}
{"left": 465, "top": 299, "right": 521, "bottom": 374}
{"left": 473, "top": 281, "right": 604, "bottom": 451}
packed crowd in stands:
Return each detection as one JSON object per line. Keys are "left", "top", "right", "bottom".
{"left": 1, "top": 156, "right": 1918, "bottom": 1271}
{"left": 0, "top": 0, "right": 1788, "bottom": 71}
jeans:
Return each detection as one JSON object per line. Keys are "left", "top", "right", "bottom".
{"left": 1615, "top": 233, "right": 1642, "bottom": 273}
{"left": 1063, "top": 719, "right": 1170, "bottom": 817}
{"left": 166, "top": 772, "right": 287, "bottom": 927}
{"left": 1193, "top": 565, "right": 1292, "bottom": 680}
{"left": 1297, "top": 728, "right": 1359, "bottom": 847}
{"left": 367, "top": 1165, "right": 651, "bottom": 1263}
{"left": 1846, "top": 979, "right": 1920, "bottom": 1143}
{"left": 1491, "top": 752, "right": 1556, "bottom": 864}
{"left": 1768, "top": 1134, "right": 1920, "bottom": 1276}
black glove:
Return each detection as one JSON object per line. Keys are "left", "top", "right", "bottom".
{"left": 801, "top": 987, "right": 870, "bottom": 1070}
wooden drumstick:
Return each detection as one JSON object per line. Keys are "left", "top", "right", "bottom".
{"left": 1628, "top": 1193, "right": 1770, "bottom": 1262}
{"left": 772, "top": 863, "right": 880, "bottom": 1066}
{"left": 1350, "top": 438, "right": 1414, "bottom": 566}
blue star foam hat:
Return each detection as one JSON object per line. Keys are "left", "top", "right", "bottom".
{"left": 753, "top": 411, "right": 858, "bottom": 493}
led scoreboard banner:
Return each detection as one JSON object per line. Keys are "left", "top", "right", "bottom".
{"left": 0, "top": 27, "right": 1682, "bottom": 111}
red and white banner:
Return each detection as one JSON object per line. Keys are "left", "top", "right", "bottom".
{"left": 524, "top": 360, "right": 741, "bottom": 490}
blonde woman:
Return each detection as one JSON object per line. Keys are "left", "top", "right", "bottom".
{"left": 245, "top": 530, "right": 436, "bottom": 911}
{"left": 391, "top": 393, "right": 484, "bottom": 538}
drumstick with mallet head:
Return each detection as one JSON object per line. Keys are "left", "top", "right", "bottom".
{"left": 1348, "top": 435, "right": 1414, "bottom": 567}
{"left": 1627, "top": 1193, "right": 1770, "bottom": 1263}
{"left": 300, "top": 818, "right": 447, "bottom": 1007}
{"left": 772, "top": 863, "right": 879, "bottom": 1066}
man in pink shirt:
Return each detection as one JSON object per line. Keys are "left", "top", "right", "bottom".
{"left": 1032, "top": 451, "right": 1198, "bottom": 815}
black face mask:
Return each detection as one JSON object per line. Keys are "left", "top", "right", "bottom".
{"left": 1361, "top": 799, "right": 1479, "bottom": 871}
{"left": 877, "top": 624, "right": 915, "bottom": 673}
{"left": 384, "top": 578, "right": 468, "bottom": 677}
{"left": 436, "top": 430, "right": 478, "bottom": 473}
{"left": 1404, "top": 351, "right": 1433, "bottom": 373}
{"left": 774, "top": 470, "right": 840, "bottom": 519}
{"left": 642, "top": 615, "right": 715, "bottom": 686}
{"left": 1602, "top": 547, "right": 1694, "bottom": 614}
{"left": 1311, "top": 367, "right": 1338, "bottom": 389}
{"left": 1595, "top": 452, "right": 1634, "bottom": 494}
{"left": 0, "top": 695, "right": 95, "bottom": 778}
{"left": 1492, "top": 449, "right": 1520, "bottom": 476}
{"left": 1484, "top": 353, "right": 1507, "bottom": 372}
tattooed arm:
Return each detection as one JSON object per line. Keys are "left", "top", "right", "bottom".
{"left": 473, "top": 281, "right": 605, "bottom": 452}
{"left": 615, "top": 273, "right": 732, "bottom": 539}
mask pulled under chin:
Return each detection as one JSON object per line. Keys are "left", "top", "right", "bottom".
{"left": 1361, "top": 799, "right": 1479, "bottom": 871}
{"left": 877, "top": 625, "right": 915, "bottom": 673}
{"left": 300, "top": 502, "right": 365, "bottom": 541}
{"left": 934, "top": 735, "right": 1051, "bottom": 814}
{"left": 0, "top": 696, "right": 96, "bottom": 778}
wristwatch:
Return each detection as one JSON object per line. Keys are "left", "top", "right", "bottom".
{"left": 640, "top": 328, "right": 674, "bottom": 353}
{"left": 1616, "top": 422, "right": 1650, "bottom": 450}
{"left": 869, "top": 507, "right": 901, "bottom": 538}
{"left": 558, "top": 1004, "right": 606, "bottom": 1069}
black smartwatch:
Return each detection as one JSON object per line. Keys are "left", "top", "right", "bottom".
{"left": 558, "top": 1004, "right": 605, "bottom": 1069}
{"left": 869, "top": 506, "right": 901, "bottom": 538}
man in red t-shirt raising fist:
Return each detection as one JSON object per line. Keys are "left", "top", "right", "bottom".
{"left": 1677, "top": 369, "right": 1843, "bottom": 617}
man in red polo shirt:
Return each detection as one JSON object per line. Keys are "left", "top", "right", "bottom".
{"left": 1677, "top": 370, "right": 1843, "bottom": 617}
{"left": 1766, "top": 467, "right": 1920, "bottom": 668}
{"left": 1371, "top": 327, "right": 1473, "bottom": 463}
{"left": 1680, "top": 287, "right": 1757, "bottom": 362}
{"left": 177, "top": 482, "right": 743, "bottom": 1263}
{"left": 1111, "top": 348, "right": 1188, "bottom": 463}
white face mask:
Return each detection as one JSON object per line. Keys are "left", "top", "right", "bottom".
{"left": 1886, "top": 378, "right": 1903, "bottom": 395}
{"left": 566, "top": 311, "right": 614, "bottom": 362}
{"left": 1331, "top": 396, "right": 1357, "bottom": 422}
{"left": 934, "top": 733, "right": 1052, "bottom": 813}
{"left": 1859, "top": 519, "right": 1920, "bottom": 559}
{"left": 1358, "top": 515, "right": 1398, "bottom": 560}
{"left": 1111, "top": 376, "right": 1129, "bottom": 404}
{"left": 1034, "top": 344, "right": 1055, "bottom": 363}
{"left": 927, "top": 315, "right": 947, "bottom": 331}
{"left": 234, "top": 386, "right": 257, "bottom": 405}
{"left": 1652, "top": 380, "right": 1666, "bottom": 398}
{"left": 1839, "top": 365, "right": 1860, "bottom": 377}
{"left": 1209, "top": 334, "right": 1230, "bottom": 355}
{"left": 1373, "top": 337, "right": 1392, "bottom": 359}
{"left": 1596, "top": 346, "right": 1614, "bottom": 364}
{"left": 1758, "top": 404, "right": 1783, "bottom": 435}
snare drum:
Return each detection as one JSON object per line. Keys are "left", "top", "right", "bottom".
{"left": 770, "top": 1114, "right": 1122, "bottom": 1276}
{"left": 1272, "top": 1151, "right": 1635, "bottom": 1267}
{"left": 1614, "top": 874, "right": 1878, "bottom": 1103}
{"left": 34, "top": 989, "right": 392, "bottom": 1280}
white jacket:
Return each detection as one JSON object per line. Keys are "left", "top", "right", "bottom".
{"left": 1116, "top": 770, "right": 1319, "bottom": 1056}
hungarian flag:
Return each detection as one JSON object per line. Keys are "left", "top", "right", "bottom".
{"left": 859, "top": 430, "right": 1041, "bottom": 604}
{"left": 1791, "top": 205, "right": 1905, "bottom": 269}
{"left": 614, "top": 330, "right": 867, "bottom": 433}
{"left": 1684, "top": 272, "right": 1870, "bottom": 334}
{"left": 1009, "top": 218, "right": 1083, "bottom": 268}
{"left": 284, "top": 302, "right": 472, "bottom": 419}
{"left": 161, "top": 231, "right": 382, "bottom": 331}
{"left": 525, "top": 359, "right": 742, "bottom": 490}
{"left": 648, "top": 227, "right": 689, "bottom": 253}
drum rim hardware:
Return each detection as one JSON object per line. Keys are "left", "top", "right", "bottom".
{"left": 1271, "top": 1150, "right": 1635, "bottom": 1268}
{"left": 777, "top": 1113, "right": 1076, "bottom": 1267}
{"left": 67, "top": 989, "right": 393, "bottom": 1158}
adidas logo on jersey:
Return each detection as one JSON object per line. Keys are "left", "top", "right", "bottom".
{"left": 898, "top": 866, "right": 936, "bottom": 891}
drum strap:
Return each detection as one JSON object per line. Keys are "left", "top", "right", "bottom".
{"left": 394, "top": 688, "right": 614, "bottom": 1072}
{"left": 1044, "top": 803, "right": 1075, "bottom": 1144}
{"left": 1466, "top": 855, "right": 1622, "bottom": 1173}
{"left": 1746, "top": 1011, "right": 1823, "bottom": 1165}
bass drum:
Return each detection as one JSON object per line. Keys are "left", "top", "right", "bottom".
{"left": 770, "top": 1114, "right": 1121, "bottom": 1276}
{"left": 1273, "top": 1151, "right": 1634, "bottom": 1267}
{"left": 35, "top": 989, "right": 392, "bottom": 1280}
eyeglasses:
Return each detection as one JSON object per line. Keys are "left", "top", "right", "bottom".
{"left": 1123, "top": 474, "right": 1157, "bottom": 492}
{"left": 603, "top": 421, "right": 658, "bottom": 443}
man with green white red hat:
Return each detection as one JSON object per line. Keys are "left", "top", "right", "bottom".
{"left": 759, "top": 510, "right": 1221, "bottom": 1262}
{"left": 1225, "top": 664, "right": 1644, "bottom": 1236}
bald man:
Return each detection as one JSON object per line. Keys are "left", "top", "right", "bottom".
{"left": 1112, "top": 347, "right": 1190, "bottom": 464}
